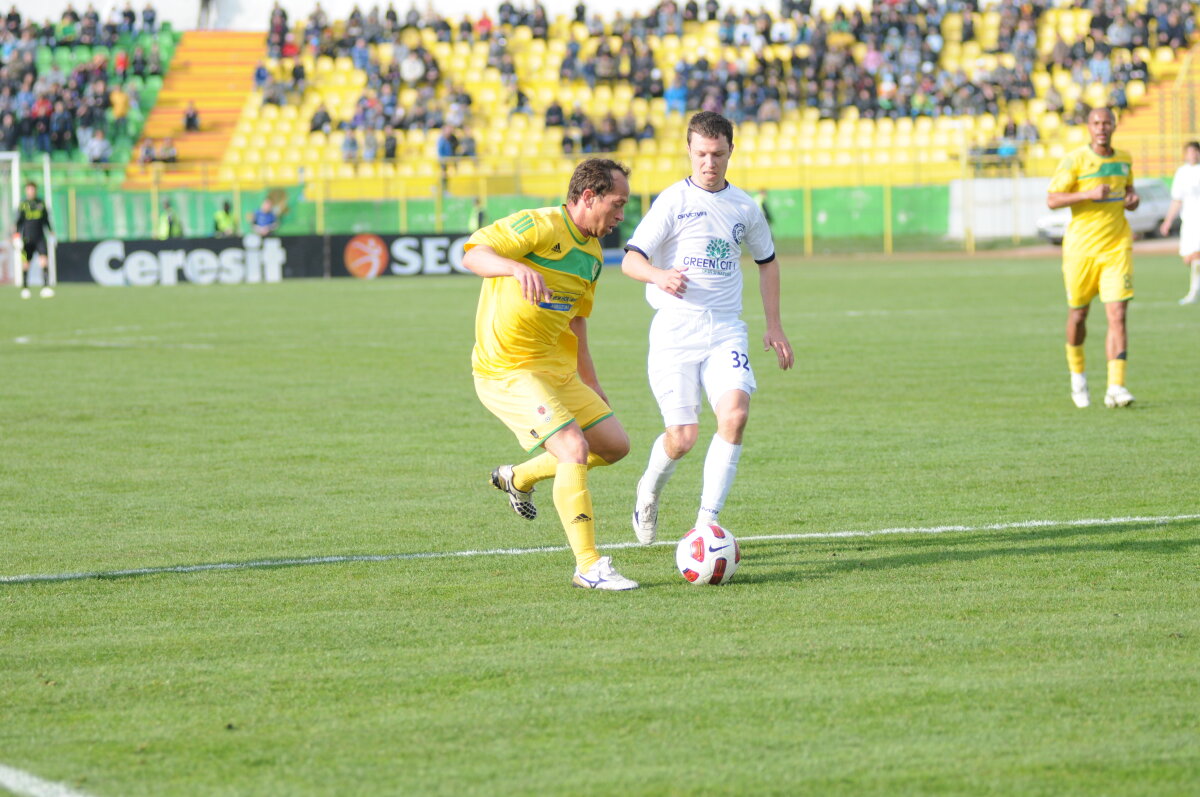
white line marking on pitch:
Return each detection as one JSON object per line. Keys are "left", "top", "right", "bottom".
{"left": 2, "top": 514, "right": 1196, "bottom": 587}
{"left": 0, "top": 763, "right": 94, "bottom": 797}
{"left": 11, "top": 336, "right": 214, "bottom": 350}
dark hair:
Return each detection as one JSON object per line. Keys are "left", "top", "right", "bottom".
{"left": 1186, "top": 141, "right": 1200, "bottom": 152}
{"left": 687, "top": 111, "right": 734, "bottom": 147}
{"left": 24, "top": 180, "right": 36, "bottom": 190}
{"left": 566, "top": 158, "right": 630, "bottom": 204}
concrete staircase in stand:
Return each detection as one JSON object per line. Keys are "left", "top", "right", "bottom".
{"left": 124, "top": 31, "right": 263, "bottom": 189}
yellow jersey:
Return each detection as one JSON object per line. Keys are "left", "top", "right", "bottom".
{"left": 466, "top": 205, "right": 604, "bottom": 378}
{"left": 1048, "top": 145, "right": 1134, "bottom": 255}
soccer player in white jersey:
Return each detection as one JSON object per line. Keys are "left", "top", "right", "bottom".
{"left": 621, "top": 111, "right": 794, "bottom": 543}
{"left": 1160, "top": 140, "right": 1200, "bottom": 305}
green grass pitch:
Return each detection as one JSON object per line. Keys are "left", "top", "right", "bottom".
{"left": 2, "top": 251, "right": 1198, "bottom": 796}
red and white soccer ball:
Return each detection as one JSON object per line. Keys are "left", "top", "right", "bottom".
{"left": 675, "top": 524, "right": 741, "bottom": 585}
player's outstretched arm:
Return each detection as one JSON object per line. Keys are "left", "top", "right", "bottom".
{"left": 462, "top": 244, "right": 549, "bottom": 305}
{"left": 758, "top": 258, "right": 794, "bottom": 371}
{"left": 569, "top": 316, "right": 609, "bottom": 404}
{"left": 621, "top": 247, "right": 688, "bottom": 297}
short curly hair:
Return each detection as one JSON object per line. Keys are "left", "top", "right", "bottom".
{"left": 566, "top": 158, "right": 631, "bottom": 204}
{"left": 686, "top": 111, "right": 734, "bottom": 147}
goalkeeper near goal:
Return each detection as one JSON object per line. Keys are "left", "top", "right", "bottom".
{"left": 14, "top": 181, "right": 54, "bottom": 298}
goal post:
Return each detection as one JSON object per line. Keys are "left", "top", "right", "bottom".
{"left": 42, "top": 153, "right": 57, "bottom": 289}
{"left": 0, "top": 152, "right": 56, "bottom": 290}
{"left": 0, "top": 152, "right": 17, "bottom": 287}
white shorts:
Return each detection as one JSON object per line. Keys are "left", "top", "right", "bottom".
{"left": 1180, "top": 220, "right": 1200, "bottom": 258}
{"left": 646, "top": 310, "right": 756, "bottom": 427}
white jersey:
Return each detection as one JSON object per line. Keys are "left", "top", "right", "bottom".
{"left": 1170, "top": 163, "right": 1200, "bottom": 226}
{"left": 625, "top": 178, "right": 775, "bottom": 315}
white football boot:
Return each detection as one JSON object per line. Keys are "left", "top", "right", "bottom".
{"left": 572, "top": 556, "right": 638, "bottom": 590}
{"left": 39, "top": 286, "right": 54, "bottom": 298}
{"left": 631, "top": 479, "right": 659, "bottom": 545}
{"left": 1104, "top": 385, "right": 1135, "bottom": 408}
{"left": 1180, "top": 293, "right": 1197, "bottom": 305}
{"left": 1070, "top": 372, "right": 1090, "bottom": 408}
{"left": 490, "top": 464, "right": 536, "bottom": 520}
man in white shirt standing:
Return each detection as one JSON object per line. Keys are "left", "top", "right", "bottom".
{"left": 1160, "top": 140, "right": 1200, "bottom": 305}
{"left": 621, "top": 111, "right": 794, "bottom": 543}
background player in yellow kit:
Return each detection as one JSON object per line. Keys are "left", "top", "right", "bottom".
{"left": 463, "top": 158, "right": 638, "bottom": 590}
{"left": 1046, "top": 107, "right": 1138, "bottom": 409}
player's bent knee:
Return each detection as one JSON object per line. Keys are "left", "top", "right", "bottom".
{"left": 665, "top": 424, "right": 699, "bottom": 456}
{"left": 545, "top": 425, "right": 590, "bottom": 464}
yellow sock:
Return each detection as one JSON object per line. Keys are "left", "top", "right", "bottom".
{"left": 512, "top": 452, "right": 611, "bottom": 492}
{"left": 553, "top": 463, "right": 600, "bottom": 572}
{"left": 1108, "top": 358, "right": 1126, "bottom": 387}
{"left": 512, "top": 452, "right": 557, "bottom": 492}
{"left": 1065, "top": 343, "right": 1085, "bottom": 375}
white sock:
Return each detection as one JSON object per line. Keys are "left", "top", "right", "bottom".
{"left": 1070, "top": 372, "right": 1088, "bottom": 392}
{"left": 698, "top": 434, "right": 741, "bottom": 527}
{"left": 1189, "top": 262, "right": 1200, "bottom": 295}
{"left": 639, "top": 433, "right": 678, "bottom": 498}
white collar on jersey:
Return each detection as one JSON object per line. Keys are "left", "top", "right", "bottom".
{"left": 685, "top": 177, "right": 731, "bottom": 194}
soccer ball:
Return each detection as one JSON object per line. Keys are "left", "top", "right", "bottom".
{"left": 675, "top": 524, "right": 740, "bottom": 585}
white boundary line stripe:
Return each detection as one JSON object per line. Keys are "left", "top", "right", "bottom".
{"left": 0, "top": 763, "right": 94, "bottom": 797}
{"left": 2, "top": 514, "right": 1197, "bottom": 587}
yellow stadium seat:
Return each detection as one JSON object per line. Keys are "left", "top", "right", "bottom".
{"left": 266, "top": 165, "right": 300, "bottom": 183}
{"left": 1126, "top": 80, "right": 1147, "bottom": 105}
{"left": 1039, "top": 113, "right": 1062, "bottom": 138}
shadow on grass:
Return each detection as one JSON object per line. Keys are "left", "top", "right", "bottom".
{"left": 735, "top": 519, "right": 1199, "bottom": 585}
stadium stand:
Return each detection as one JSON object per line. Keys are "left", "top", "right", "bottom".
{"left": 13, "top": 1, "right": 1197, "bottom": 197}
{"left": 0, "top": 4, "right": 178, "bottom": 186}
{"left": 213, "top": 0, "right": 1198, "bottom": 198}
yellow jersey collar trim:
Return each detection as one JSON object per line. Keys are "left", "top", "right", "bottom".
{"left": 560, "top": 205, "right": 590, "bottom": 245}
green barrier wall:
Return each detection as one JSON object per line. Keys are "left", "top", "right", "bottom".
{"left": 767, "top": 186, "right": 950, "bottom": 238}
{"left": 55, "top": 185, "right": 948, "bottom": 242}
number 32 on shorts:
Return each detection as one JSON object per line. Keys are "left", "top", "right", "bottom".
{"left": 730, "top": 350, "right": 750, "bottom": 370}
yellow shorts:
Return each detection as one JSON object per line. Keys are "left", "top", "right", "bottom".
{"left": 1063, "top": 249, "right": 1133, "bottom": 307}
{"left": 474, "top": 371, "right": 613, "bottom": 453}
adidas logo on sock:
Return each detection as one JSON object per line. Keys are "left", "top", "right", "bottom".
{"left": 571, "top": 513, "right": 592, "bottom": 524}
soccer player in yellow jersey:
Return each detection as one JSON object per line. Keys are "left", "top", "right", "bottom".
{"left": 1047, "top": 107, "right": 1139, "bottom": 409}
{"left": 463, "top": 158, "right": 638, "bottom": 590}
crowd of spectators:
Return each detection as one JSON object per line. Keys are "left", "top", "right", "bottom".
{"left": 0, "top": 3, "right": 163, "bottom": 160}
{"left": 543, "top": 99, "right": 656, "bottom": 155}
{"left": 261, "top": 0, "right": 469, "bottom": 142}
{"left": 259, "top": 0, "right": 1198, "bottom": 167}
{"left": 658, "top": 0, "right": 1196, "bottom": 125}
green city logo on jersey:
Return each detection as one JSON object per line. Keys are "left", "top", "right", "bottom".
{"left": 706, "top": 238, "right": 733, "bottom": 259}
